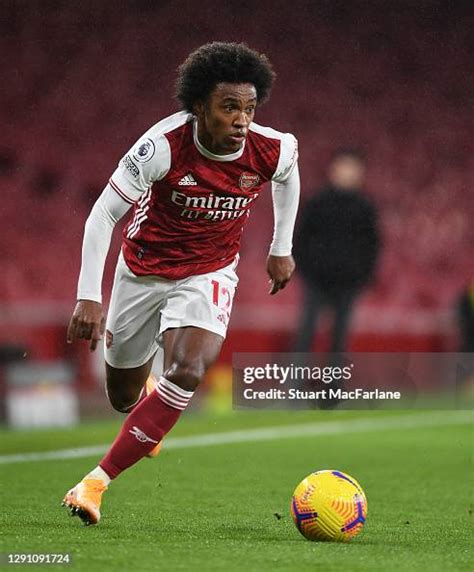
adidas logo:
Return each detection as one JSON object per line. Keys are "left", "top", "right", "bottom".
{"left": 178, "top": 173, "right": 198, "bottom": 186}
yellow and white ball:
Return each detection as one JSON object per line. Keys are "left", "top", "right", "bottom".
{"left": 291, "top": 470, "right": 368, "bottom": 541}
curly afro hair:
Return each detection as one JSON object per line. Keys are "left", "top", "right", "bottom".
{"left": 175, "top": 42, "right": 276, "bottom": 112}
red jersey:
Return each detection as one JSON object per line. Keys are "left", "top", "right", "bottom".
{"left": 110, "top": 111, "right": 298, "bottom": 280}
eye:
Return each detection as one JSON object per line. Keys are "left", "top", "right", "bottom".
{"left": 246, "top": 107, "right": 256, "bottom": 114}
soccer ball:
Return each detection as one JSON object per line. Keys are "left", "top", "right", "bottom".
{"left": 291, "top": 470, "right": 367, "bottom": 542}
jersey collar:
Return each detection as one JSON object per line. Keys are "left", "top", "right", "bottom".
{"left": 193, "top": 118, "right": 246, "bottom": 162}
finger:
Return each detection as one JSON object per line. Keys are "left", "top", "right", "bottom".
{"left": 269, "top": 280, "right": 280, "bottom": 295}
{"left": 100, "top": 317, "right": 106, "bottom": 336}
{"left": 78, "top": 323, "right": 93, "bottom": 340}
{"left": 90, "top": 323, "right": 103, "bottom": 352}
{"left": 270, "top": 278, "right": 290, "bottom": 295}
{"left": 67, "top": 318, "right": 78, "bottom": 344}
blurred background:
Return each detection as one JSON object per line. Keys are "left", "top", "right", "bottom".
{"left": 1, "top": 0, "right": 472, "bottom": 427}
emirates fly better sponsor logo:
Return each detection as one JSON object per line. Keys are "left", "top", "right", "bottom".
{"left": 171, "top": 190, "right": 258, "bottom": 221}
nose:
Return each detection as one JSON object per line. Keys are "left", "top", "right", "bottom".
{"left": 233, "top": 111, "right": 249, "bottom": 129}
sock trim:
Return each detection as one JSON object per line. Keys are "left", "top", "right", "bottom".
{"left": 156, "top": 376, "right": 193, "bottom": 410}
{"left": 160, "top": 377, "right": 194, "bottom": 398}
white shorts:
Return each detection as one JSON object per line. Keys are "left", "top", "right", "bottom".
{"left": 105, "top": 252, "right": 239, "bottom": 369}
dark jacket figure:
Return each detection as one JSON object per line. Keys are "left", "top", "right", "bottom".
{"left": 293, "top": 150, "right": 380, "bottom": 353}
{"left": 458, "top": 281, "right": 474, "bottom": 353}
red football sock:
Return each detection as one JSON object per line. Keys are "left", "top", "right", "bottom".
{"left": 100, "top": 377, "right": 193, "bottom": 479}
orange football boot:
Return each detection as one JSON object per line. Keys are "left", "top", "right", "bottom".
{"left": 62, "top": 478, "right": 108, "bottom": 526}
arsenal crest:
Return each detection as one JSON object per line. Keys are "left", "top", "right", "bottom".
{"left": 239, "top": 172, "right": 260, "bottom": 191}
{"left": 106, "top": 330, "right": 114, "bottom": 348}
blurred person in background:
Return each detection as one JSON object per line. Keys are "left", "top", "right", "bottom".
{"left": 458, "top": 280, "right": 474, "bottom": 353}
{"left": 293, "top": 149, "right": 380, "bottom": 353}
{"left": 455, "top": 280, "right": 474, "bottom": 392}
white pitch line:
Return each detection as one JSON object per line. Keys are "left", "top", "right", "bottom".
{"left": 0, "top": 411, "right": 472, "bottom": 465}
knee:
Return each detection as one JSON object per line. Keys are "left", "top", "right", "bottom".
{"left": 164, "top": 357, "right": 206, "bottom": 392}
{"left": 108, "top": 395, "right": 134, "bottom": 413}
{"left": 105, "top": 380, "right": 141, "bottom": 413}
{"left": 107, "top": 390, "right": 137, "bottom": 413}
{"left": 105, "top": 361, "right": 153, "bottom": 413}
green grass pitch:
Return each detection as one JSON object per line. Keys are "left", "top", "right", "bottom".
{"left": 1, "top": 409, "right": 472, "bottom": 571}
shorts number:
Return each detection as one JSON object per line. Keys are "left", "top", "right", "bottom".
{"left": 211, "top": 280, "right": 231, "bottom": 310}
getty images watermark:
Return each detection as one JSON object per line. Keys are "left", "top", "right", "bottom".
{"left": 232, "top": 353, "right": 473, "bottom": 410}
{"left": 241, "top": 362, "right": 400, "bottom": 402}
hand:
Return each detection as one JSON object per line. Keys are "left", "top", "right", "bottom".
{"left": 67, "top": 300, "right": 105, "bottom": 351}
{"left": 266, "top": 254, "right": 296, "bottom": 295}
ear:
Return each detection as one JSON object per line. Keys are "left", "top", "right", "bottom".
{"left": 193, "top": 101, "right": 205, "bottom": 118}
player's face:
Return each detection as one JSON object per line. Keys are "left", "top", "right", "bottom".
{"left": 195, "top": 83, "right": 257, "bottom": 155}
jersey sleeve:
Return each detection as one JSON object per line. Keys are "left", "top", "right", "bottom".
{"left": 108, "top": 132, "right": 171, "bottom": 203}
{"left": 269, "top": 164, "right": 300, "bottom": 257}
{"left": 77, "top": 185, "right": 132, "bottom": 303}
{"left": 272, "top": 133, "right": 299, "bottom": 183}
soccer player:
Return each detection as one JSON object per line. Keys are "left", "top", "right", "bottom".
{"left": 63, "top": 42, "right": 300, "bottom": 525}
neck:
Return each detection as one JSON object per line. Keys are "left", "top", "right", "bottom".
{"left": 192, "top": 118, "right": 245, "bottom": 162}
{"left": 196, "top": 118, "right": 237, "bottom": 156}
{"left": 197, "top": 127, "right": 220, "bottom": 154}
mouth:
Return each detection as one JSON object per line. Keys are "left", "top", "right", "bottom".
{"left": 228, "top": 133, "right": 246, "bottom": 145}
